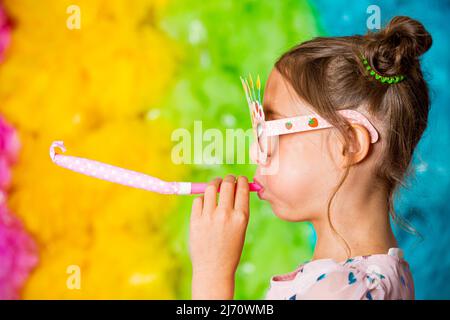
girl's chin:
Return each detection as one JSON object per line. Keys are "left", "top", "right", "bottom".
{"left": 268, "top": 203, "right": 309, "bottom": 222}
{"left": 274, "top": 211, "right": 304, "bottom": 222}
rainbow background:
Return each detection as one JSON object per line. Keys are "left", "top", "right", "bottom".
{"left": 0, "top": 0, "right": 448, "bottom": 299}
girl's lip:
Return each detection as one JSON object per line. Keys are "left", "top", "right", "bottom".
{"left": 253, "top": 177, "right": 265, "bottom": 199}
{"left": 252, "top": 177, "right": 264, "bottom": 190}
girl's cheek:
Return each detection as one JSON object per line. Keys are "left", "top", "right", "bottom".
{"left": 278, "top": 140, "right": 318, "bottom": 196}
{"left": 267, "top": 134, "right": 335, "bottom": 216}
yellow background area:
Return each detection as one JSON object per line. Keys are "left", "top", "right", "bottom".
{"left": 0, "top": 0, "right": 186, "bottom": 298}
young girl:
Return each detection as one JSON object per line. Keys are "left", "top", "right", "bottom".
{"left": 189, "top": 16, "right": 432, "bottom": 300}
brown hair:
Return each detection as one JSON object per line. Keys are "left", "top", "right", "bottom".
{"left": 275, "top": 16, "right": 432, "bottom": 256}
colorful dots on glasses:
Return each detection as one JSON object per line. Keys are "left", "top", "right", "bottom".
{"left": 284, "top": 117, "right": 319, "bottom": 130}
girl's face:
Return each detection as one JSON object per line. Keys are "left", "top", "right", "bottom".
{"left": 252, "top": 69, "right": 345, "bottom": 222}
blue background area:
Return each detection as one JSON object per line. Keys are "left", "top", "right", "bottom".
{"left": 310, "top": 0, "right": 450, "bottom": 299}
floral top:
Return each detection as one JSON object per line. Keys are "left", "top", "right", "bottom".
{"left": 265, "top": 248, "right": 414, "bottom": 300}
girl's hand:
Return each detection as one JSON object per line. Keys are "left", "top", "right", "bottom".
{"left": 189, "top": 175, "right": 250, "bottom": 299}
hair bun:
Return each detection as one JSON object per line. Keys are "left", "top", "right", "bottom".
{"left": 364, "top": 16, "right": 432, "bottom": 76}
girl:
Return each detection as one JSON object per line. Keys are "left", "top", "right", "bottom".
{"left": 189, "top": 16, "right": 432, "bottom": 300}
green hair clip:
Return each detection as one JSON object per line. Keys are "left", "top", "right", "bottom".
{"left": 361, "top": 56, "right": 405, "bottom": 84}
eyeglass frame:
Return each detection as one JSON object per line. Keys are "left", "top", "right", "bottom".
{"left": 250, "top": 101, "right": 379, "bottom": 164}
{"left": 241, "top": 74, "right": 379, "bottom": 165}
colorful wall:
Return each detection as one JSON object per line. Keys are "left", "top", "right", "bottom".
{"left": 0, "top": 0, "right": 448, "bottom": 299}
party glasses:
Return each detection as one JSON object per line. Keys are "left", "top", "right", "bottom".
{"left": 240, "top": 74, "right": 379, "bottom": 164}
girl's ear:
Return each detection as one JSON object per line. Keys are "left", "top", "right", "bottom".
{"left": 341, "top": 124, "right": 371, "bottom": 167}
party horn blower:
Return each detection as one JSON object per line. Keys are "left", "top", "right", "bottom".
{"left": 49, "top": 141, "right": 262, "bottom": 195}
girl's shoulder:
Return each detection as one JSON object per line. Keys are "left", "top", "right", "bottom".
{"left": 265, "top": 248, "right": 414, "bottom": 300}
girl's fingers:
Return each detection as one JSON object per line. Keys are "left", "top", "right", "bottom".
{"left": 218, "top": 175, "right": 236, "bottom": 209}
{"left": 234, "top": 176, "right": 249, "bottom": 216}
{"left": 191, "top": 196, "right": 204, "bottom": 217}
{"left": 202, "top": 177, "right": 222, "bottom": 214}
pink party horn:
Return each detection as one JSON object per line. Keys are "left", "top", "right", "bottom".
{"left": 49, "top": 141, "right": 262, "bottom": 195}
